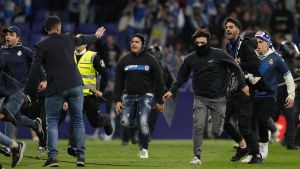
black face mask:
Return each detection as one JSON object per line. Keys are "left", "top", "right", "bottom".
{"left": 195, "top": 43, "right": 210, "bottom": 55}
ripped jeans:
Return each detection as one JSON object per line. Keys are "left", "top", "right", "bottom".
{"left": 121, "top": 93, "right": 154, "bottom": 150}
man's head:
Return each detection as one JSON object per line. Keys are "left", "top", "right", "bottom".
{"left": 130, "top": 33, "right": 145, "bottom": 54}
{"left": 192, "top": 29, "right": 211, "bottom": 55}
{"left": 3, "top": 26, "right": 21, "bottom": 47}
{"left": 44, "top": 16, "right": 62, "bottom": 34}
{"left": 240, "top": 31, "right": 258, "bottom": 49}
{"left": 75, "top": 34, "right": 87, "bottom": 52}
{"left": 192, "top": 29, "right": 210, "bottom": 46}
{"left": 255, "top": 31, "right": 271, "bottom": 55}
{"left": 224, "top": 17, "right": 242, "bottom": 42}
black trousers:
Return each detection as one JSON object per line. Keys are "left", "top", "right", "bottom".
{"left": 20, "top": 93, "right": 47, "bottom": 148}
{"left": 273, "top": 95, "right": 297, "bottom": 146}
{"left": 224, "top": 91, "right": 259, "bottom": 155}
{"left": 69, "top": 95, "right": 108, "bottom": 146}
{"left": 148, "top": 108, "right": 160, "bottom": 135}
{"left": 252, "top": 97, "right": 275, "bottom": 143}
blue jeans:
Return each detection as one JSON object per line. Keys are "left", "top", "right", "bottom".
{"left": 0, "top": 97, "right": 13, "bottom": 147}
{"left": 2, "top": 90, "right": 24, "bottom": 115}
{"left": 45, "top": 85, "right": 85, "bottom": 158}
{"left": 121, "top": 93, "right": 154, "bottom": 150}
{"left": 2, "top": 89, "right": 35, "bottom": 139}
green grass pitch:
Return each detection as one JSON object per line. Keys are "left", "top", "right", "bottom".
{"left": 0, "top": 139, "right": 299, "bottom": 169}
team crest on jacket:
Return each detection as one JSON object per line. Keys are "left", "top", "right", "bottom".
{"left": 17, "top": 50, "right": 22, "bottom": 56}
{"left": 268, "top": 59, "right": 273, "bottom": 65}
{"left": 145, "top": 65, "right": 150, "bottom": 71}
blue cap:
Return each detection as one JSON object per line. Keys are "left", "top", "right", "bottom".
{"left": 255, "top": 31, "right": 271, "bottom": 44}
{"left": 3, "top": 26, "right": 21, "bottom": 36}
{"left": 255, "top": 31, "right": 274, "bottom": 48}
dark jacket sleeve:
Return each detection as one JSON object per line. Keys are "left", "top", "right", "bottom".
{"left": 93, "top": 54, "right": 108, "bottom": 92}
{"left": 24, "top": 45, "right": 44, "bottom": 97}
{"left": 239, "top": 50, "right": 260, "bottom": 73}
{"left": 114, "top": 58, "right": 125, "bottom": 102}
{"left": 73, "top": 35, "right": 98, "bottom": 46}
{"left": 151, "top": 56, "right": 165, "bottom": 104}
{"left": 25, "top": 47, "right": 47, "bottom": 81}
{"left": 169, "top": 56, "right": 191, "bottom": 94}
{"left": 219, "top": 52, "right": 246, "bottom": 89}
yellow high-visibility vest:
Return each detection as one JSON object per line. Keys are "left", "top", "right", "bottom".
{"left": 74, "top": 51, "right": 97, "bottom": 96}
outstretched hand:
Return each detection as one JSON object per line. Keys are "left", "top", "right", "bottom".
{"left": 95, "top": 27, "right": 105, "bottom": 39}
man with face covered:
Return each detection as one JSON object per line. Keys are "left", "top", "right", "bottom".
{"left": 163, "top": 29, "right": 249, "bottom": 165}
{"left": 114, "top": 33, "right": 164, "bottom": 159}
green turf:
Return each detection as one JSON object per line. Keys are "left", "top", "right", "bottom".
{"left": 0, "top": 139, "right": 299, "bottom": 169}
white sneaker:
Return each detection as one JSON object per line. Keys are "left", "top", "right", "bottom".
{"left": 259, "top": 142, "right": 268, "bottom": 159}
{"left": 240, "top": 155, "right": 252, "bottom": 163}
{"left": 38, "top": 146, "right": 46, "bottom": 154}
{"left": 189, "top": 157, "right": 201, "bottom": 165}
{"left": 139, "top": 148, "right": 149, "bottom": 159}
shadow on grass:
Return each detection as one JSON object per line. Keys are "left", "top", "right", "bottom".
{"left": 23, "top": 155, "right": 167, "bottom": 167}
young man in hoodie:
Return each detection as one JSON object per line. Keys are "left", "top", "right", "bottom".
{"left": 114, "top": 34, "right": 164, "bottom": 159}
{"left": 163, "top": 29, "right": 249, "bottom": 165}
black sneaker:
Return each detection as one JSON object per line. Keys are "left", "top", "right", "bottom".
{"left": 103, "top": 115, "right": 113, "bottom": 136}
{"left": 1, "top": 108, "right": 17, "bottom": 126}
{"left": 231, "top": 147, "right": 250, "bottom": 162}
{"left": 34, "top": 118, "right": 44, "bottom": 142}
{"left": 76, "top": 154, "right": 85, "bottom": 167}
{"left": 11, "top": 142, "right": 26, "bottom": 168}
{"left": 248, "top": 154, "right": 263, "bottom": 164}
{"left": 0, "top": 146, "right": 12, "bottom": 157}
{"left": 287, "top": 144, "right": 299, "bottom": 150}
{"left": 67, "top": 146, "right": 76, "bottom": 157}
{"left": 43, "top": 157, "right": 59, "bottom": 167}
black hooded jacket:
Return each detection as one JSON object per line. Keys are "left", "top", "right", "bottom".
{"left": 170, "top": 47, "right": 246, "bottom": 98}
{"left": 237, "top": 33, "right": 273, "bottom": 94}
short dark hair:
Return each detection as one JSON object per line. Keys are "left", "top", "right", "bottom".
{"left": 131, "top": 33, "right": 145, "bottom": 45}
{"left": 191, "top": 29, "right": 211, "bottom": 42}
{"left": 224, "top": 17, "right": 242, "bottom": 30}
{"left": 44, "top": 16, "right": 61, "bottom": 32}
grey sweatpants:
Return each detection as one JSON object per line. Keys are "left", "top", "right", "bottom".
{"left": 192, "top": 95, "right": 226, "bottom": 158}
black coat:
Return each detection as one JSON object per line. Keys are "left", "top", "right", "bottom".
{"left": 25, "top": 33, "right": 98, "bottom": 97}
{"left": 170, "top": 47, "right": 246, "bottom": 98}
{"left": 0, "top": 57, "right": 22, "bottom": 97}
{"left": 237, "top": 40, "right": 273, "bottom": 94}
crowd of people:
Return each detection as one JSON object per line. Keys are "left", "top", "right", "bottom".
{"left": 1, "top": 0, "right": 300, "bottom": 168}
